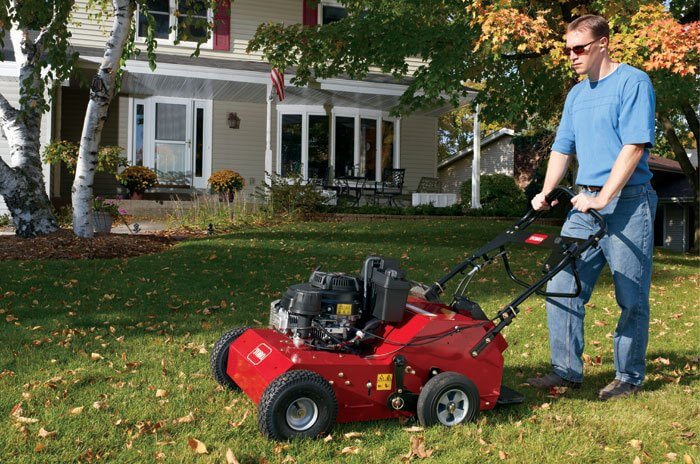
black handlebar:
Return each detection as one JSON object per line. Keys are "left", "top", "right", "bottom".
{"left": 544, "top": 186, "right": 606, "bottom": 232}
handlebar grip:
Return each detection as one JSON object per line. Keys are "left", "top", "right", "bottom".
{"left": 544, "top": 186, "right": 607, "bottom": 232}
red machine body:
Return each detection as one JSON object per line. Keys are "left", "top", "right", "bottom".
{"left": 227, "top": 296, "right": 507, "bottom": 423}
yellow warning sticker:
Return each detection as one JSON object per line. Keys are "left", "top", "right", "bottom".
{"left": 376, "top": 373, "right": 393, "bottom": 390}
{"left": 336, "top": 304, "right": 353, "bottom": 316}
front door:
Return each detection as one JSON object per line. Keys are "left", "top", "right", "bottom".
{"left": 134, "top": 97, "right": 211, "bottom": 188}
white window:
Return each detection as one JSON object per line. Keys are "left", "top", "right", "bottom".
{"left": 318, "top": 1, "right": 347, "bottom": 25}
{"left": 277, "top": 105, "right": 400, "bottom": 182}
{"left": 137, "top": 0, "right": 212, "bottom": 47}
{"left": 129, "top": 97, "right": 212, "bottom": 189}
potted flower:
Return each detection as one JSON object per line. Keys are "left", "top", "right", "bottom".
{"left": 92, "top": 196, "right": 126, "bottom": 234}
{"left": 208, "top": 169, "right": 245, "bottom": 202}
{"left": 116, "top": 166, "right": 158, "bottom": 199}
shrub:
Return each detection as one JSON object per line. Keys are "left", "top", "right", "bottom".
{"left": 42, "top": 141, "right": 127, "bottom": 174}
{"left": 116, "top": 166, "right": 158, "bottom": 195}
{"left": 460, "top": 174, "right": 527, "bottom": 216}
{"left": 208, "top": 169, "right": 245, "bottom": 194}
{"left": 0, "top": 214, "right": 11, "bottom": 227}
{"left": 256, "top": 173, "right": 326, "bottom": 217}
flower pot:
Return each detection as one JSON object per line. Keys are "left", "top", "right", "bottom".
{"left": 130, "top": 191, "right": 144, "bottom": 200}
{"left": 93, "top": 211, "right": 114, "bottom": 234}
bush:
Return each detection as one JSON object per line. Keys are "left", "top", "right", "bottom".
{"left": 208, "top": 169, "right": 245, "bottom": 194}
{"left": 256, "top": 173, "right": 326, "bottom": 217}
{"left": 0, "top": 214, "right": 11, "bottom": 227}
{"left": 116, "top": 166, "right": 158, "bottom": 195}
{"left": 460, "top": 174, "right": 527, "bottom": 216}
{"left": 42, "top": 141, "right": 127, "bottom": 175}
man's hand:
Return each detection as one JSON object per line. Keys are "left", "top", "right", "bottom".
{"left": 531, "top": 192, "right": 557, "bottom": 211}
{"left": 571, "top": 193, "right": 608, "bottom": 212}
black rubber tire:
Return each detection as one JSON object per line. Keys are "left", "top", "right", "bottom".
{"left": 417, "top": 371, "right": 480, "bottom": 427}
{"left": 258, "top": 370, "right": 338, "bottom": 441}
{"left": 210, "top": 327, "right": 249, "bottom": 390}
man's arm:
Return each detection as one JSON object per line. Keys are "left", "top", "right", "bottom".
{"left": 571, "top": 143, "right": 645, "bottom": 213}
{"left": 531, "top": 151, "right": 572, "bottom": 211}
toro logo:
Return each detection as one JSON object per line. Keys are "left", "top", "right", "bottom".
{"left": 246, "top": 343, "right": 272, "bottom": 365}
{"left": 525, "top": 233, "right": 548, "bottom": 245}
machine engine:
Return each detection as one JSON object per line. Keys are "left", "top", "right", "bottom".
{"left": 269, "top": 257, "right": 412, "bottom": 348}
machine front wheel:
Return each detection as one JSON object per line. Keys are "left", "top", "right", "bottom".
{"left": 210, "top": 327, "right": 249, "bottom": 390}
{"left": 258, "top": 370, "right": 337, "bottom": 441}
{"left": 417, "top": 372, "right": 479, "bottom": 427}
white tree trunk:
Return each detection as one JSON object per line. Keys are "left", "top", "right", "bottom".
{"left": 0, "top": 11, "right": 58, "bottom": 237}
{"left": 72, "top": 0, "right": 135, "bottom": 237}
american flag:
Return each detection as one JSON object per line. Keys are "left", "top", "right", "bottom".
{"left": 270, "top": 68, "right": 285, "bottom": 101}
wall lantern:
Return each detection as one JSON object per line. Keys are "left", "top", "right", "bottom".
{"left": 227, "top": 112, "right": 241, "bottom": 129}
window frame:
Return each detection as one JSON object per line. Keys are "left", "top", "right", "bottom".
{"left": 136, "top": 0, "right": 214, "bottom": 49}
{"left": 317, "top": 0, "right": 347, "bottom": 25}
{"left": 276, "top": 105, "right": 400, "bottom": 182}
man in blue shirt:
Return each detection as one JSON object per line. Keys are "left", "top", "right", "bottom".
{"left": 526, "top": 15, "right": 658, "bottom": 400}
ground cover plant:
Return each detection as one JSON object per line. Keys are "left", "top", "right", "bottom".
{"left": 0, "top": 218, "right": 697, "bottom": 463}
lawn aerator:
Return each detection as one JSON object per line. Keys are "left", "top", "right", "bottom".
{"left": 211, "top": 186, "right": 606, "bottom": 440}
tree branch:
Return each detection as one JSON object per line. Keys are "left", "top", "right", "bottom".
{"left": 501, "top": 50, "right": 550, "bottom": 60}
{"left": 681, "top": 100, "right": 699, "bottom": 149}
{"left": 34, "top": 0, "right": 75, "bottom": 53}
{"left": 659, "top": 112, "right": 699, "bottom": 195}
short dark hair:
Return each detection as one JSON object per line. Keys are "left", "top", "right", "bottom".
{"left": 567, "top": 14, "right": 610, "bottom": 39}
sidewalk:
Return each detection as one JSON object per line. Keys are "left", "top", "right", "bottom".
{"left": 0, "top": 219, "right": 169, "bottom": 236}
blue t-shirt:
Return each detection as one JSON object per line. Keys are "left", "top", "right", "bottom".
{"left": 552, "top": 64, "right": 655, "bottom": 186}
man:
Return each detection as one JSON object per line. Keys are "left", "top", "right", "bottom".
{"left": 526, "top": 15, "right": 658, "bottom": 401}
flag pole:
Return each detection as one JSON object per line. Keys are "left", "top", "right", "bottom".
{"left": 265, "top": 84, "right": 274, "bottom": 185}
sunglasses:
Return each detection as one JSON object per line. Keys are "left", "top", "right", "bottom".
{"left": 564, "top": 37, "right": 601, "bottom": 55}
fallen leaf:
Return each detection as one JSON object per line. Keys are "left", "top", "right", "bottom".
{"left": 38, "top": 428, "right": 57, "bottom": 439}
{"left": 341, "top": 446, "right": 360, "bottom": 455}
{"left": 323, "top": 435, "right": 333, "bottom": 442}
{"left": 70, "top": 406, "right": 84, "bottom": 415}
{"left": 187, "top": 438, "right": 208, "bottom": 454}
{"left": 633, "top": 457, "right": 642, "bottom": 464}
{"left": 540, "top": 402, "right": 551, "bottom": 410}
{"left": 685, "top": 454, "right": 695, "bottom": 464}
{"left": 228, "top": 410, "right": 250, "bottom": 428}
{"left": 629, "top": 439, "right": 643, "bottom": 450}
{"left": 403, "top": 426, "right": 425, "bottom": 432}
{"left": 665, "top": 452, "right": 677, "bottom": 461}
{"left": 174, "top": 412, "right": 195, "bottom": 424}
{"left": 155, "top": 389, "right": 168, "bottom": 398}
{"left": 404, "top": 435, "right": 434, "bottom": 459}
{"left": 34, "top": 443, "right": 46, "bottom": 453}
{"left": 499, "top": 450, "right": 508, "bottom": 460}
{"left": 344, "top": 432, "right": 364, "bottom": 439}
{"left": 90, "top": 353, "right": 103, "bottom": 361}
{"left": 281, "top": 455, "right": 296, "bottom": 464}
{"left": 226, "top": 449, "right": 240, "bottom": 464}
{"left": 654, "top": 357, "right": 671, "bottom": 366}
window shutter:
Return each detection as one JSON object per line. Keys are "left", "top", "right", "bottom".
{"left": 214, "top": 0, "right": 231, "bottom": 51}
{"left": 303, "top": 0, "right": 318, "bottom": 26}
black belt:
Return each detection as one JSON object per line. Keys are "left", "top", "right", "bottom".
{"left": 578, "top": 185, "right": 602, "bottom": 192}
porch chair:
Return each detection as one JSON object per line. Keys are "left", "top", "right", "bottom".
{"left": 374, "top": 168, "right": 405, "bottom": 207}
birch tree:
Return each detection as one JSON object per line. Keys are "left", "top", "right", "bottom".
{"left": 1, "top": 0, "right": 221, "bottom": 238}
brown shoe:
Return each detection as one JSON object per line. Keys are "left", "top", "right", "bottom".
{"left": 598, "top": 379, "right": 639, "bottom": 401}
{"left": 526, "top": 372, "right": 582, "bottom": 390}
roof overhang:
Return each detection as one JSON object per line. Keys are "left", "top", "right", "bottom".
{"left": 73, "top": 52, "right": 476, "bottom": 114}
{"left": 437, "top": 128, "right": 516, "bottom": 170}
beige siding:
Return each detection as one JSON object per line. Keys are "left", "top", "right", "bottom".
{"left": 211, "top": 100, "right": 276, "bottom": 198}
{"left": 69, "top": 0, "right": 299, "bottom": 62}
{"left": 400, "top": 115, "right": 437, "bottom": 192}
{"left": 0, "top": 78, "right": 53, "bottom": 215}
{"left": 438, "top": 137, "right": 514, "bottom": 199}
{"left": 68, "top": 1, "right": 423, "bottom": 73}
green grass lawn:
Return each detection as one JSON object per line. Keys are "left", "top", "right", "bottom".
{"left": 0, "top": 218, "right": 698, "bottom": 463}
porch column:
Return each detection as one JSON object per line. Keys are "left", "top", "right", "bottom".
{"left": 471, "top": 104, "right": 482, "bottom": 209}
{"left": 265, "top": 84, "right": 273, "bottom": 184}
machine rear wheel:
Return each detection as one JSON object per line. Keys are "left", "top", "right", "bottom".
{"left": 417, "top": 372, "right": 479, "bottom": 427}
{"left": 210, "top": 327, "right": 249, "bottom": 390}
{"left": 258, "top": 370, "right": 337, "bottom": 441}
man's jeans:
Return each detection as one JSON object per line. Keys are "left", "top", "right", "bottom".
{"left": 546, "top": 183, "right": 658, "bottom": 386}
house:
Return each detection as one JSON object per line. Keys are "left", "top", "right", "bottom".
{"left": 437, "top": 128, "right": 515, "bottom": 198}
{"left": 648, "top": 155, "right": 696, "bottom": 252}
{"left": 0, "top": 0, "right": 474, "bottom": 216}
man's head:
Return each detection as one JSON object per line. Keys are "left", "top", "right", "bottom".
{"left": 565, "top": 15, "right": 611, "bottom": 76}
